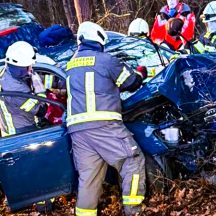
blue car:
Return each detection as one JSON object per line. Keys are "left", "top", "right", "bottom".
{"left": 1, "top": 2, "right": 215, "bottom": 213}
{"left": 1, "top": 52, "right": 216, "bottom": 212}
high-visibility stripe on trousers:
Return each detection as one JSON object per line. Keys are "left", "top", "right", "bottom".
{"left": 70, "top": 121, "right": 146, "bottom": 216}
{"left": 76, "top": 207, "right": 97, "bottom": 216}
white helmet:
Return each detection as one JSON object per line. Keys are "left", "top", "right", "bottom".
{"left": 77, "top": 21, "right": 108, "bottom": 45}
{"left": 128, "top": 18, "right": 149, "bottom": 36}
{"left": 5, "top": 41, "right": 36, "bottom": 67}
{"left": 202, "top": 1, "right": 216, "bottom": 23}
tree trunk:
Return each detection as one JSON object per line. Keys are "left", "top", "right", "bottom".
{"left": 74, "top": 0, "right": 91, "bottom": 24}
{"left": 63, "top": 0, "right": 73, "bottom": 26}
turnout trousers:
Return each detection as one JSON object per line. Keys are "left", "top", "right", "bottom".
{"left": 70, "top": 121, "right": 146, "bottom": 216}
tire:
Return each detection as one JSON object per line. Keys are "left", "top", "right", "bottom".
{"left": 145, "top": 154, "right": 173, "bottom": 194}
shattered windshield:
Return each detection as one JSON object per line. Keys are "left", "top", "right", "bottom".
{"left": 105, "top": 36, "right": 175, "bottom": 100}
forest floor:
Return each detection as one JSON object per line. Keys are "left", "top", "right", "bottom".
{"left": 1, "top": 172, "right": 216, "bottom": 216}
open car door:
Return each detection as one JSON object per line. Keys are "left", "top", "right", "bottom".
{"left": 0, "top": 91, "right": 77, "bottom": 211}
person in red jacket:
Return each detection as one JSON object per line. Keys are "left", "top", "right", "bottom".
{"left": 151, "top": 0, "right": 195, "bottom": 47}
{"left": 161, "top": 17, "right": 185, "bottom": 51}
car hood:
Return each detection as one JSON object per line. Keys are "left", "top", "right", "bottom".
{"left": 123, "top": 53, "right": 216, "bottom": 114}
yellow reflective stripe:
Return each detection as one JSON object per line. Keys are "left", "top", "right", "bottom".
{"left": 204, "top": 31, "right": 212, "bottom": 39}
{"left": 66, "top": 76, "right": 72, "bottom": 116}
{"left": 37, "top": 93, "right": 46, "bottom": 98}
{"left": 211, "top": 35, "right": 216, "bottom": 44}
{"left": 1, "top": 131, "right": 10, "bottom": 137}
{"left": 116, "top": 66, "right": 131, "bottom": 87}
{"left": 0, "top": 100, "right": 16, "bottom": 136}
{"left": 205, "top": 45, "right": 216, "bottom": 52}
{"left": 0, "top": 67, "right": 6, "bottom": 78}
{"left": 67, "top": 111, "right": 122, "bottom": 126}
{"left": 66, "top": 57, "right": 96, "bottom": 70}
{"left": 85, "top": 72, "right": 96, "bottom": 112}
{"left": 20, "top": 98, "right": 38, "bottom": 112}
{"left": 122, "top": 195, "right": 144, "bottom": 205}
{"left": 76, "top": 207, "right": 97, "bottom": 216}
{"left": 148, "top": 68, "right": 156, "bottom": 78}
{"left": 130, "top": 174, "right": 140, "bottom": 196}
{"left": 194, "top": 41, "right": 205, "bottom": 53}
{"left": 44, "top": 74, "right": 54, "bottom": 89}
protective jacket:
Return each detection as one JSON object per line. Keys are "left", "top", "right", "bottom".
{"left": 0, "top": 66, "right": 45, "bottom": 136}
{"left": 199, "top": 31, "right": 216, "bottom": 51}
{"left": 66, "top": 41, "right": 143, "bottom": 133}
{"left": 151, "top": 3, "right": 195, "bottom": 46}
{"left": 66, "top": 40, "right": 146, "bottom": 216}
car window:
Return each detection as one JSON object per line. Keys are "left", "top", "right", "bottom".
{"left": 106, "top": 37, "right": 174, "bottom": 100}
{"left": 106, "top": 36, "right": 174, "bottom": 70}
{"left": 0, "top": 89, "right": 66, "bottom": 138}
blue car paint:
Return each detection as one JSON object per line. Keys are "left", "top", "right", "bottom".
{"left": 123, "top": 53, "right": 216, "bottom": 114}
{"left": 1, "top": 4, "right": 216, "bottom": 210}
{"left": 126, "top": 122, "right": 168, "bottom": 155}
{"left": 0, "top": 126, "right": 77, "bottom": 211}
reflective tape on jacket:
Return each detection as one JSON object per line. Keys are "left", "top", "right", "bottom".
{"left": 115, "top": 66, "right": 131, "bottom": 87}
{"left": 76, "top": 207, "right": 97, "bottom": 216}
{"left": 205, "top": 45, "right": 216, "bottom": 52}
{"left": 0, "top": 67, "right": 5, "bottom": 78}
{"left": 0, "top": 100, "right": 16, "bottom": 136}
{"left": 66, "top": 57, "right": 96, "bottom": 71}
{"left": 211, "top": 35, "right": 216, "bottom": 44}
{"left": 204, "top": 31, "right": 211, "bottom": 39}
{"left": 193, "top": 41, "right": 205, "bottom": 54}
{"left": 44, "top": 74, "right": 54, "bottom": 89}
{"left": 67, "top": 111, "right": 122, "bottom": 126}
{"left": 85, "top": 72, "right": 96, "bottom": 112}
{"left": 20, "top": 98, "right": 39, "bottom": 112}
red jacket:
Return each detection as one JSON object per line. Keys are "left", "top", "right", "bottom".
{"left": 151, "top": 3, "right": 195, "bottom": 48}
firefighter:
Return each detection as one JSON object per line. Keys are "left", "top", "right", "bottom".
{"left": 151, "top": 0, "right": 195, "bottom": 48}
{"left": 199, "top": 1, "right": 216, "bottom": 52}
{"left": 128, "top": 18, "right": 150, "bottom": 37}
{"left": 164, "top": 18, "right": 209, "bottom": 54}
{"left": 0, "top": 41, "right": 47, "bottom": 136}
{"left": 66, "top": 21, "right": 146, "bottom": 216}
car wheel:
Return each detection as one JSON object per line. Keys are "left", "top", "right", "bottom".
{"left": 145, "top": 154, "right": 173, "bottom": 195}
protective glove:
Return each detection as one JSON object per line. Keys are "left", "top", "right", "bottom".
{"left": 135, "top": 66, "right": 148, "bottom": 80}
{"left": 31, "top": 72, "right": 46, "bottom": 94}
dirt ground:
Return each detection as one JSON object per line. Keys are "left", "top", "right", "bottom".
{"left": 1, "top": 175, "right": 216, "bottom": 216}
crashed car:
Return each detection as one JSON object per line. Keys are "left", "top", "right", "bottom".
{"left": 1, "top": 51, "right": 216, "bottom": 212}
{"left": 2, "top": 2, "right": 216, "bottom": 213}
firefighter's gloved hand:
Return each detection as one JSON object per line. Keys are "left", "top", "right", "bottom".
{"left": 31, "top": 72, "right": 46, "bottom": 94}
{"left": 135, "top": 66, "right": 148, "bottom": 80}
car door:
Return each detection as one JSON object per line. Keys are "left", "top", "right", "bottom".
{"left": 0, "top": 68, "right": 77, "bottom": 211}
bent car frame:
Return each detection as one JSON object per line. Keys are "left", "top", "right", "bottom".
{"left": 0, "top": 52, "right": 216, "bottom": 211}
